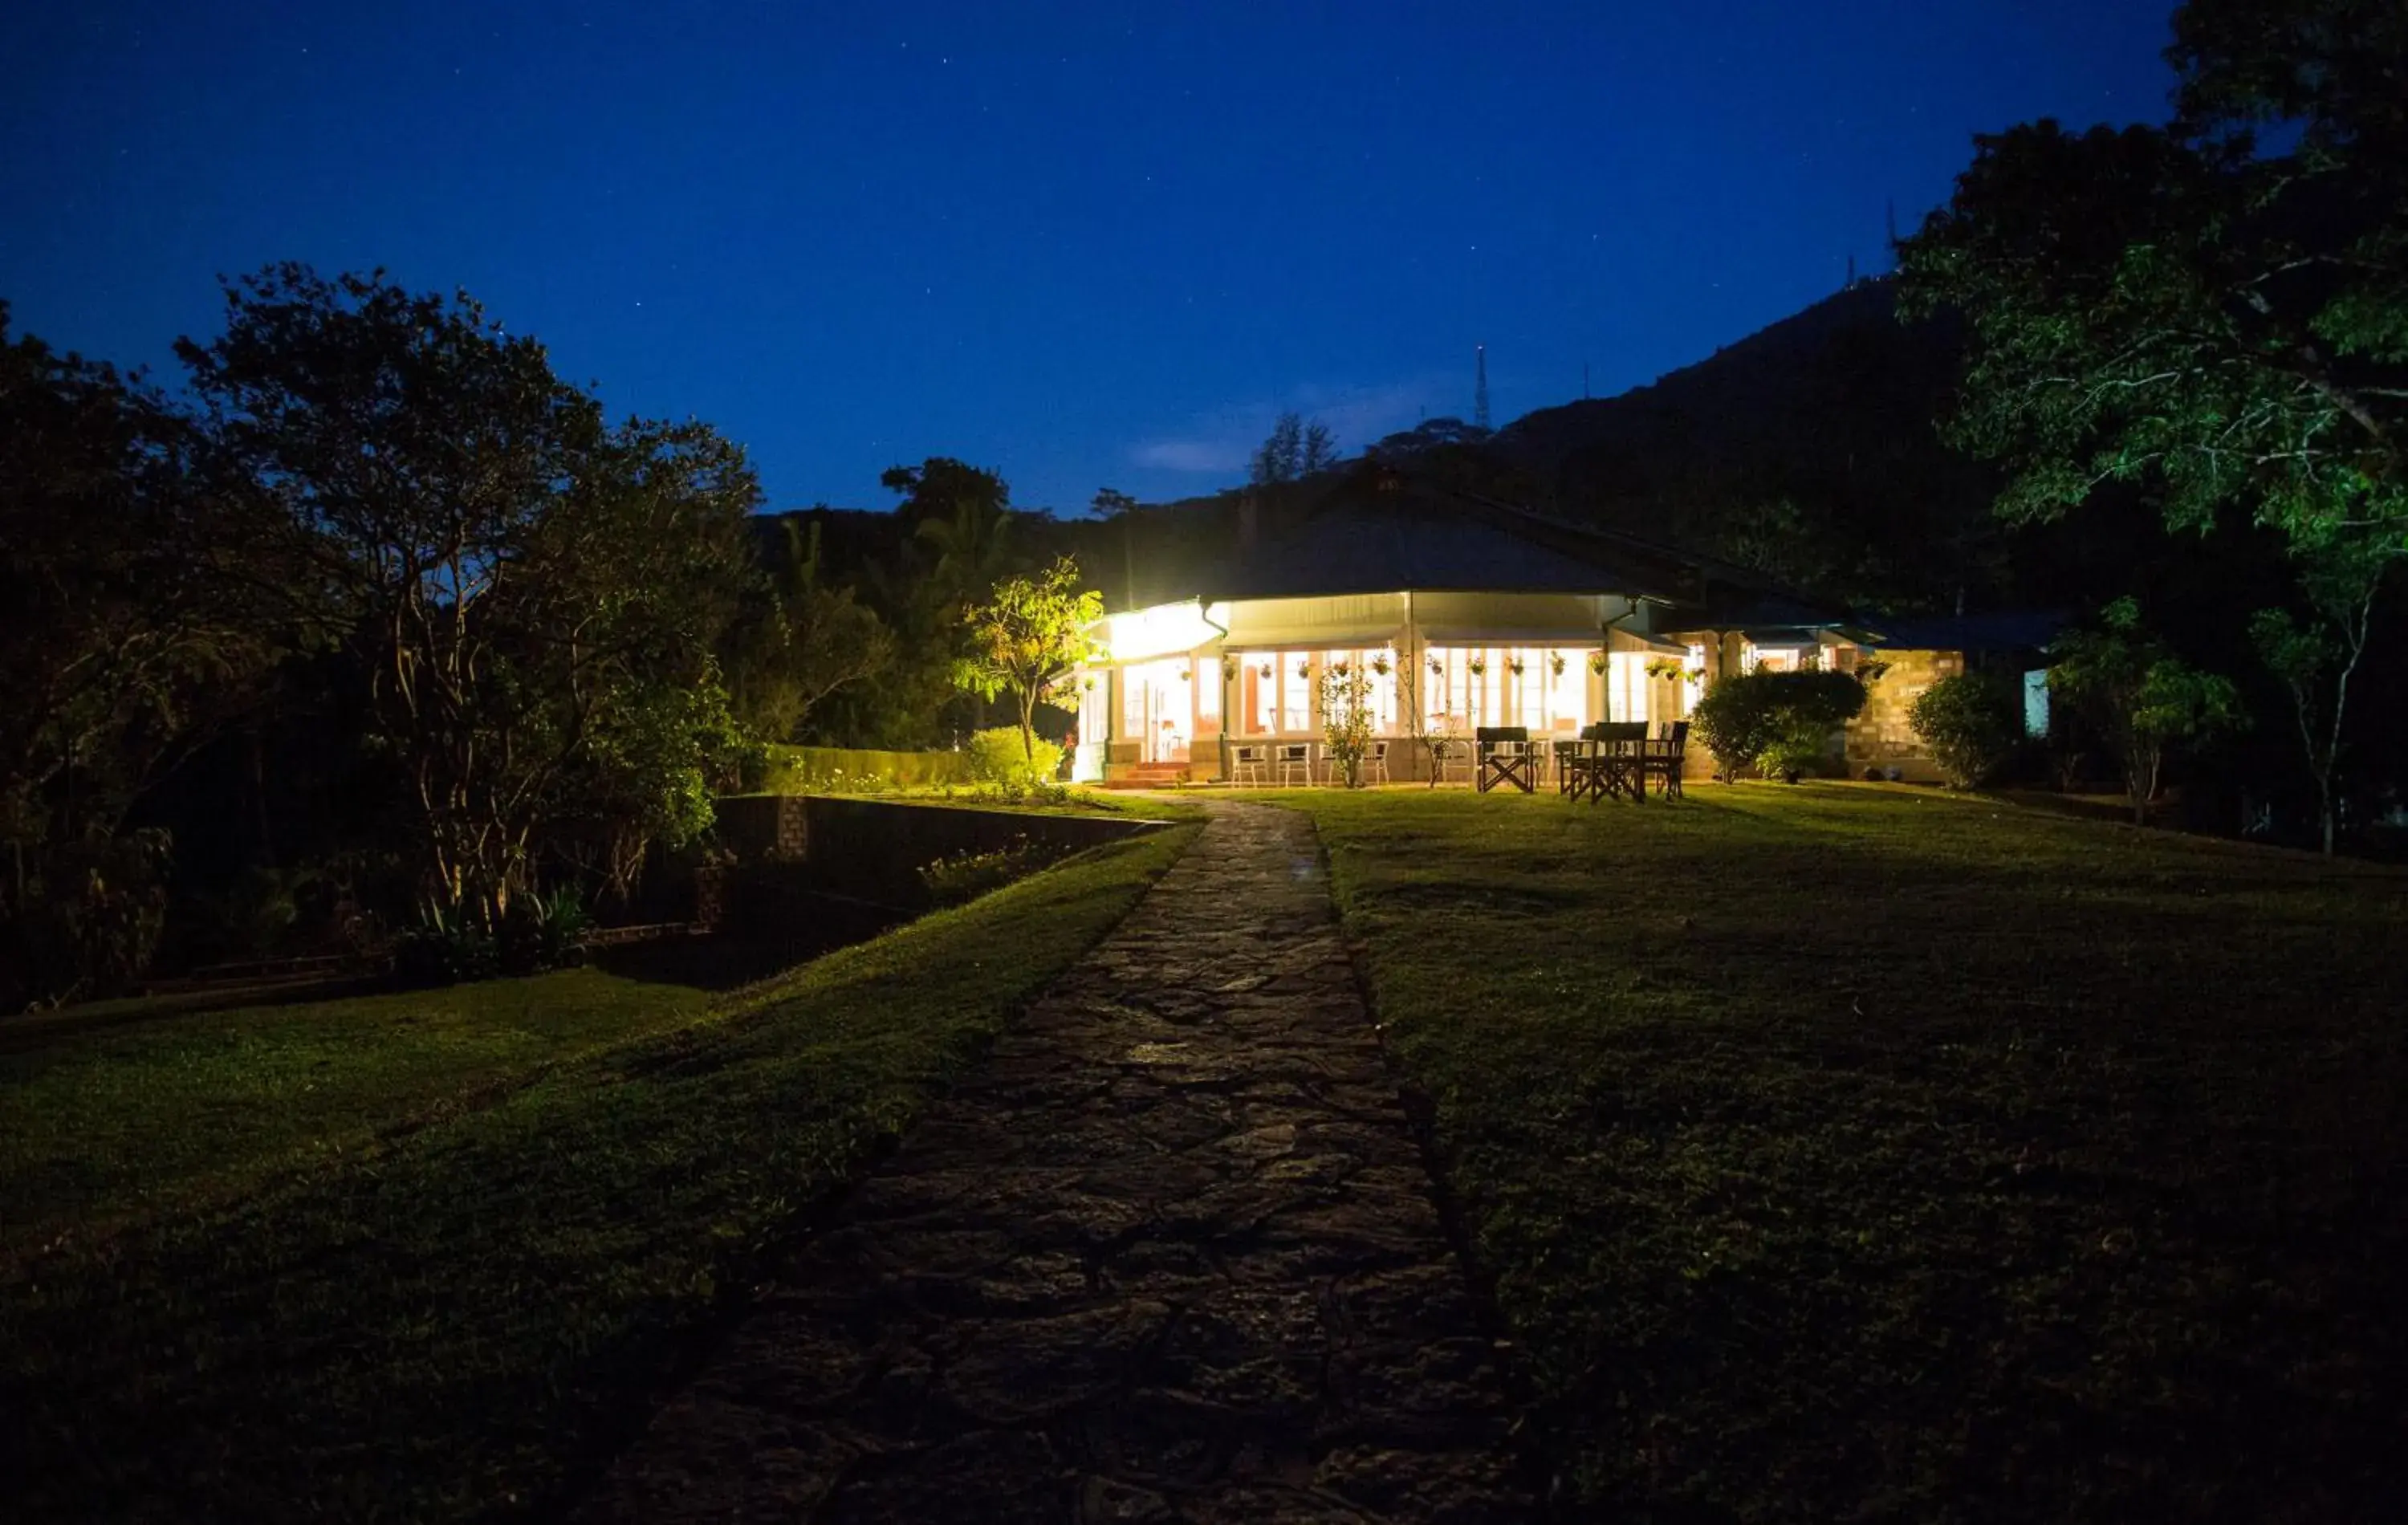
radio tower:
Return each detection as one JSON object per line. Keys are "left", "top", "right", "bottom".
{"left": 1474, "top": 344, "right": 1491, "bottom": 433}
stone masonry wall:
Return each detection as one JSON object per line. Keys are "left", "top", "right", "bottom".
{"left": 1849, "top": 649, "right": 1963, "bottom": 783}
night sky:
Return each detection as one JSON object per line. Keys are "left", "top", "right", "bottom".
{"left": 3, "top": 1, "right": 2178, "bottom": 514}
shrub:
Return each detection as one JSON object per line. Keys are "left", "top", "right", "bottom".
{"left": 917, "top": 836, "right": 1068, "bottom": 906}
{"left": 392, "top": 906, "right": 497, "bottom": 987}
{"left": 965, "top": 727, "right": 1064, "bottom": 795}
{"left": 1691, "top": 670, "right": 1867, "bottom": 781}
{"left": 1909, "top": 672, "right": 2025, "bottom": 787}
{"left": 498, "top": 887, "right": 592, "bottom": 974}
{"left": 0, "top": 829, "right": 173, "bottom": 1009}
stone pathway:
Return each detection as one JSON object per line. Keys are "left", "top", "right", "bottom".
{"left": 577, "top": 803, "right": 1528, "bottom": 1523}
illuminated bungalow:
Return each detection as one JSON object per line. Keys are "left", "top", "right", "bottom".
{"left": 1069, "top": 477, "right": 1898, "bottom": 785}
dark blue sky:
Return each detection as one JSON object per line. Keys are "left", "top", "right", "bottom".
{"left": 3, "top": 1, "right": 2178, "bottom": 514}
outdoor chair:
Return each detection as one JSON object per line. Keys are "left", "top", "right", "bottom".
{"left": 1569, "top": 722, "right": 1649, "bottom": 803}
{"left": 1639, "top": 722, "right": 1690, "bottom": 801}
{"left": 1362, "top": 738, "right": 1391, "bottom": 784}
{"left": 1275, "top": 741, "right": 1314, "bottom": 787}
{"left": 1475, "top": 726, "right": 1535, "bottom": 794}
{"left": 1230, "top": 742, "right": 1267, "bottom": 787}
{"left": 1553, "top": 738, "right": 1587, "bottom": 797}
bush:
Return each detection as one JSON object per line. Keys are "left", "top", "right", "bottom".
{"left": 0, "top": 829, "right": 173, "bottom": 1009}
{"left": 917, "top": 836, "right": 1068, "bottom": 906}
{"left": 395, "top": 889, "right": 591, "bottom": 986}
{"left": 1691, "top": 670, "right": 1868, "bottom": 782}
{"left": 391, "top": 906, "right": 497, "bottom": 987}
{"left": 965, "top": 727, "right": 1064, "bottom": 795}
{"left": 1909, "top": 672, "right": 2025, "bottom": 788}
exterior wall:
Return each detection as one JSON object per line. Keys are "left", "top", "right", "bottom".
{"left": 716, "top": 795, "right": 1169, "bottom": 904}
{"left": 1088, "top": 591, "right": 1711, "bottom": 783}
{"left": 1847, "top": 648, "right": 1963, "bottom": 782}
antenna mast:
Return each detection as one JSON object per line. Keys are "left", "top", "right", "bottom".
{"left": 1474, "top": 344, "right": 1491, "bottom": 433}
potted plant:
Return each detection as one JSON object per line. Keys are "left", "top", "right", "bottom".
{"left": 1549, "top": 652, "right": 1566, "bottom": 678}
{"left": 1221, "top": 655, "right": 1237, "bottom": 681}
{"left": 1588, "top": 651, "right": 1608, "bottom": 675}
{"left": 1467, "top": 657, "right": 1487, "bottom": 677}
{"left": 1258, "top": 661, "right": 1273, "bottom": 678}
{"left": 1506, "top": 656, "right": 1525, "bottom": 677}
{"left": 1428, "top": 655, "right": 1446, "bottom": 678}
{"left": 1371, "top": 653, "right": 1392, "bottom": 677}
{"left": 1296, "top": 658, "right": 1312, "bottom": 680}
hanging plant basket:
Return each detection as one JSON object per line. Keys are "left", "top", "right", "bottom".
{"left": 1506, "top": 657, "right": 1525, "bottom": 677}
{"left": 1371, "top": 655, "right": 1392, "bottom": 677}
{"left": 1467, "top": 658, "right": 1487, "bottom": 677}
{"left": 1258, "top": 661, "right": 1273, "bottom": 678}
{"left": 1296, "top": 659, "right": 1312, "bottom": 680}
{"left": 1588, "top": 652, "right": 1608, "bottom": 675}
{"left": 1221, "top": 656, "right": 1237, "bottom": 680}
{"left": 1428, "top": 656, "right": 1446, "bottom": 677}
{"left": 1549, "top": 652, "right": 1566, "bottom": 677}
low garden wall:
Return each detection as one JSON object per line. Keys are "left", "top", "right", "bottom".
{"left": 714, "top": 795, "right": 1169, "bottom": 908}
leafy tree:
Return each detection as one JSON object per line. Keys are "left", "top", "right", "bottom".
{"left": 1301, "top": 421, "right": 1341, "bottom": 474}
{"left": 1898, "top": 2, "right": 2406, "bottom": 826}
{"left": 2249, "top": 535, "right": 2390, "bottom": 852}
{"left": 179, "top": 265, "right": 757, "bottom": 930}
{"left": 558, "top": 664, "right": 748, "bottom": 904}
{"left": 1089, "top": 486, "right": 1140, "bottom": 518}
{"left": 913, "top": 494, "right": 1015, "bottom": 611}
{"left": 2048, "top": 598, "right": 2246, "bottom": 825}
{"left": 1366, "top": 417, "right": 1492, "bottom": 460}
{"left": 1, "top": 307, "right": 265, "bottom": 1004}
{"left": 1316, "top": 659, "right": 1376, "bottom": 787}
{"left": 1251, "top": 412, "right": 1305, "bottom": 485}
{"left": 1908, "top": 671, "right": 2027, "bottom": 788}
{"left": 727, "top": 518, "right": 894, "bottom": 742}
{"left": 880, "top": 457, "right": 1009, "bottom": 527}
{"left": 950, "top": 556, "right": 1102, "bottom": 762}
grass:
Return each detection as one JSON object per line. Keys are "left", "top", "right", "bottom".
{"left": 1275, "top": 783, "right": 2408, "bottom": 1523}
{"left": 0, "top": 821, "right": 1199, "bottom": 1521}
{"left": 0, "top": 970, "right": 716, "bottom": 1266}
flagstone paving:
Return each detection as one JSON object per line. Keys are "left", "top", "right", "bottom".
{"left": 577, "top": 802, "right": 1528, "bottom": 1523}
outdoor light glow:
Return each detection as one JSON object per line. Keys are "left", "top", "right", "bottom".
{"left": 1104, "top": 600, "right": 1222, "bottom": 663}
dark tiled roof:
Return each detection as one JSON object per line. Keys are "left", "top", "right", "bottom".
{"left": 1869, "top": 610, "right": 2068, "bottom": 653}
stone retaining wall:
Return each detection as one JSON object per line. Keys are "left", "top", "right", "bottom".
{"left": 715, "top": 795, "right": 1169, "bottom": 907}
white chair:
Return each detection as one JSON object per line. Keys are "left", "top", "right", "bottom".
{"left": 1230, "top": 742, "right": 1267, "bottom": 786}
{"left": 1362, "top": 739, "right": 1391, "bottom": 784}
{"left": 1275, "top": 742, "right": 1314, "bottom": 786}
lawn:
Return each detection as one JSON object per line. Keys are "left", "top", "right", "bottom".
{"left": 1280, "top": 783, "right": 2408, "bottom": 1523}
{"left": 0, "top": 970, "right": 718, "bottom": 1267}
{"left": 0, "top": 820, "right": 1200, "bottom": 1521}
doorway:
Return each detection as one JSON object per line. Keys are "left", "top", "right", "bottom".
{"left": 1122, "top": 659, "right": 1195, "bottom": 763}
